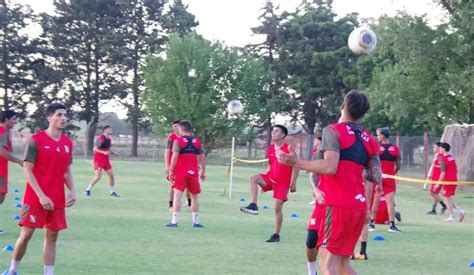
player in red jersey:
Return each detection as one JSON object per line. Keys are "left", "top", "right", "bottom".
{"left": 165, "top": 120, "right": 206, "bottom": 228}
{"left": 278, "top": 90, "right": 382, "bottom": 275}
{"left": 4, "top": 103, "right": 76, "bottom": 275}
{"left": 164, "top": 120, "right": 191, "bottom": 210}
{"left": 426, "top": 141, "right": 447, "bottom": 215}
{"left": 84, "top": 125, "right": 119, "bottom": 197}
{"left": 0, "top": 110, "right": 23, "bottom": 234}
{"left": 439, "top": 143, "right": 464, "bottom": 222}
{"left": 240, "top": 125, "right": 299, "bottom": 243}
{"left": 369, "top": 127, "right": 401, "bottom": 233}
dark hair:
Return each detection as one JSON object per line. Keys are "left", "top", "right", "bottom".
{"left": 315, "top": 136, "right": 322, "bottom": 141}
{"left": 46, "top": 103, "right": 67, "bottom": 116}
{"left": 172, "top": 119, "right": 181, "bottom": 125}
{"left": 103, "top": 125, "right": 111, "bottom": 131}
{"left": 344, "top": 90, "right": 370, "bottom": 120}
{"left": 274, "top": 124, "right": 288, "bottom": 137}
{"left": 179, "top": 120, "right": 192, "bottom": 132}
{"left": 1, "top": 110, "right": 16, "bottom": 123}
{"left": 377, "top": 127, "right": 390, "bottom": 138}
{"left": 440, "top": 142, "right": 450, "bottom": 152}
{"left": 434, "top": 141, "right": 442, "bottom": 147}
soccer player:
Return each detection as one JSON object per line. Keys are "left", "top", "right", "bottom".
{"left": 426, "top": 141, "right": 447, "bottom": 215}
{"left": 164, "top": 120, "right": 191, "bottom": 211}
{"left": 165, "top": 120, "right": 206, "bottom": 228}
{"left": 369, "top": 127, "right": 401, "bottom": 233}
{"left": 3, "top": 103, "right": 76, "bottom": 275}
{"left": 240, "top": 125, "right": 299, "bottom": 243}
{"left": 353, "top": 171, "right": 376, "bottom": 261}
{"left": 277, "top": 90, "right": 381, "bottom": 275}
{"left": 0, "top": 110, "right": 23, "bottom": 234}
{"left": 84, "top": 125, "right": 119, "bottom": 197}
{"left": 439, "top": 143, "right": 464, "bottom": 222}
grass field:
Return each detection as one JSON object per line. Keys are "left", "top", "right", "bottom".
{"left": 0, "top": 159, "right": 472, "bottom": 274}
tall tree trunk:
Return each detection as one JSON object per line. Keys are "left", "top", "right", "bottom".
{"left": 265, "top": 118, "right": 272, "bottom": 157}
{"left": 2, "top": 19, "right": 9, "bottom": 109}
{"left": 130, "top": 42, "right": 140, "bottom": 157}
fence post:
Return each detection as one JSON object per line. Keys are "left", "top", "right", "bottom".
{"left": 229, "top": 137, "right": 235, "bottom": 199}
{"left": 423, "top": 132, "right": 429, "bottom": 179}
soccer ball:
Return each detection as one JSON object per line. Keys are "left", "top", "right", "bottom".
{"left": 348, "top": 26, "right": 377, "bottom": 54}
{"left": 188, "top": 69, "right": 197, "bottom": 78}
{"left": 227, "top": 100, "right": 244, "bottom": 115}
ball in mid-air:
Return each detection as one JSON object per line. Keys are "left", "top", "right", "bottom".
{"left": 227, "top": 100, "right": 244, "bottom": 115}
{"left": 348, "top": 26, "right": 377, "bottom": 54}
{"left": 188, "top": 69, "right": 197, "bottom": 78}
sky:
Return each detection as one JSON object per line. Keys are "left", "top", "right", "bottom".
{"left": 14, "top": 0, "right": 446, "bottom": 119}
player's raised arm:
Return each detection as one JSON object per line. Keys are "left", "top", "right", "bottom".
{"left": 23, "top": 138, "right": 54, "bottom": 210}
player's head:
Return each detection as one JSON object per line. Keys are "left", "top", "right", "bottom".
{"left": 46, "top": 103, "right": 67, "bottom": 130}
{"left": 376, "top": 127, "right": 390, "bottom": 142}
{"left": 433, "top": 141, "right": 442, "bottom": 153}
{"left": 1, "top": 110, "right": 17, "bottom": 129}
{"left": 178, "top": 120, "right": 192, "bottom": 135}
{"left": 172, "top": 119, "right": 181, "bottom": 134}
{"left": 340, "top": 90, "right": 370, "bottom": 121}
{"left": 440, "top": 142, "right": 450, "bottom": 153}
{"left": 272, "top": 124, "right": 288, "bottom": 141}
{"left": 103, "top": 125, "right": 112, "bottom": 135}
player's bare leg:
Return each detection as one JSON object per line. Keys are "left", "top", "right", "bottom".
{"left": 369, "top": 185, "right": 381, "bottom": 231}
{"left": 0, "top": 193, "right": 5, "bottom": 204}
{"left": 240, "top": 174, "right": 267, "bottom": 215}
{"left": 306, "top": 230, "right": 318, "bottom": 275}
{"left": 353, "top": 224, "right": 368, "bottom": 260}
{"left": 84, "top": 169, "right": 102, "bottom": 196}
{"left": 452, "top": 201, "right": 464, "bottom": 222}
{"left": 166, "top": 188, "right": 183, "bottom": 227}
{"left": 190, "top": 193, "right": 203, "bottom": 227}
{"left": 339, "top": 256, "right": 357, "bottom": 275}
{"left": 105, "top": 169, "right": 119, "bottom": 197}
{"left": 43, "top": 229, "right": 59, "bottom": 275}
{"left": 427, "top": 187, "right": 446, "bottom": 214}
{"left": 168, "top": 186, "right": 174, "bottom": 211}
{"left": 443, "top": 196, "right": 456, "bottom": 221}
{"left": 386, "top": 192, "right": 400, "bottom": 233}
{"left": 6, "top": 226, "right": 35, "bottom": 274}
{"left": 319, "top": 248, "right": 342, "bottom": 275}
{"left": 266, "top": 199, "right": 284, "bottom": 243}
{"left": 185, "top": 190, "right": 192, "bottom": 207}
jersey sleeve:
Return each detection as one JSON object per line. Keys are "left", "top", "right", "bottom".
{"left": 165, "top": 137, "right": 172, "bottom": 149}
{"left": 24, "top": 138, "right": 38, "bottom": 163}
{"left": 320, "top": 126, "right": 340, "bottom": 153}
{"left": 0, "top": 132, "right": 8, "bottom": 148}
{"left": 392, "top": 145, "right": 400, "bottom": 158}
{"left": 95, "top": 136, "right": 104, "bottom": 148}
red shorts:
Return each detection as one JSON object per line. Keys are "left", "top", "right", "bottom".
{"left": 94, "top": 158, "right": 112, "bottom": 171}
{"left": 443, "top": 184, "right": 457, "bottom": 197}
{"left": 18, "top": 204, "right": 67, "bottom": 231}
{"left": 173, "top": 175, "right": 201, "bottom": 195}
{"left": 308, "top": 203, "right": 324, "bottom": 230}
{"left": 0, "top": 175, "right": 8, "bottom": 194}
{"left": 317, "top": 205, "right": 366, "bottom": 256}
{"left": 375, "top": 197, "right": 389, "bottom": 225}
{"left": 382, "top": 178, "right": 396, "bottom": 194}
{"left": 260, "top": 173, "right": 290, "bottom": 201}
{"left": 429, "top": 184, "right": 442, "bottom": 194}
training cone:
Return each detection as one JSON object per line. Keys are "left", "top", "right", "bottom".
{"left": 2, "top": 245, "right": 14, "bottom": 252}
{"left": 13, "top": 188, "right": 19, "bottom": 193}
{"left": 373, "top": 235, "right": 385, "bottom": 241}
{"left": 262, "top": 205, "right": 269, "bottom": 210}
{"left": 468, "top": 261, "right": 474, "bottom": 268}
{"left": 12, "top": 215, "right": 20, "bottom": 221}
{"left": 239, "top": 198, "right": 246, "bottom": 202}
{"left": 14, "top": 197, "right": 21, "bottom": 201}
{"left": 290, "top": 213, "right": 299, "bottom": 218}
{"left": 15, "top": 203, "right": 22, "bottom": 208}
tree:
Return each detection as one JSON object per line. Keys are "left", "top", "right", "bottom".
{"left": 40, "top": 0, "right": 129, "bottom": 155}
{"left": 144, "top": 34, "right": 270, "bottom": 155}
{"left": 278, "top": 1, "right": 358, "bottom": 158}
{"left": 0, "top": 0, "right": 37, "bottom": 112}
{"left": 161, "top": 0, "right": 198, "bottom": 36}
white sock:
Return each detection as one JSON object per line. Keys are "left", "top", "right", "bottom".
{"left": 307, "top": 261, "right": 317, "bottom": 275}
{"left": 192, "top": 212, "right": 200, "bottom": 224}
{"left": 171, "top": 212, "right": 180, "bottom": 224}
{"left": 9, "top": 260, "right": 20, "bottom": 272}
{"left": 44, "top": 265, "right": 54, "bottom": 275}
{"left": 109, "top": 186, "right": 115, "bottom": 193}
{"left": 86, "top": 185, "right": 92, "bottom": 191}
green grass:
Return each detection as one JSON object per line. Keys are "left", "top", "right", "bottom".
{"left": 0, "top": 159, "right": 472, "bottom": 274}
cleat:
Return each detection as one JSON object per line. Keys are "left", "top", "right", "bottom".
{"left": 164, "top": 222, "right": 178, "bottom": 228}
{"left": 84, "top": 190, "right": 91, "bottom": 196}
{"left": 192, "top": 223, "right": 205, "bottom": 228}
{"left": 440, "top": 207, "right": 447, "bottom": 215}
{"left": 459, "top": 211, "right": 465, "bottom": 222}
{"left": 110, "top": 192, "right": 120, "bottom": 197}
{"left": 426, "top": 210, "right": 437, "bottom": 215}
{"left": 308, "top": 200, "right": 316, "bottom": 205}
{"left": 443, "top": 216, "right": 456, "bottom": 222}
{"left": 388, "top": 225, "right": 401, "bottom": 233}
{"left": 354, "top": 253, "right": 368, "bottom": 260}
{"left": 368, "top": 223, "right": 375, "bottom": 232}
{"left": 2, "top": 271, "right": 18, "bottom": 275}
{"left": 0, "top": 229, "right": 4, "bottom": 235}
{"left": 240, "top": 203, "right": 259, "bottom": 215}
{"left": 395, "top": 211, "right": 402, "bottom": 222}
{"left": 266, "top": 233, "right": 280, "bottom": 243}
